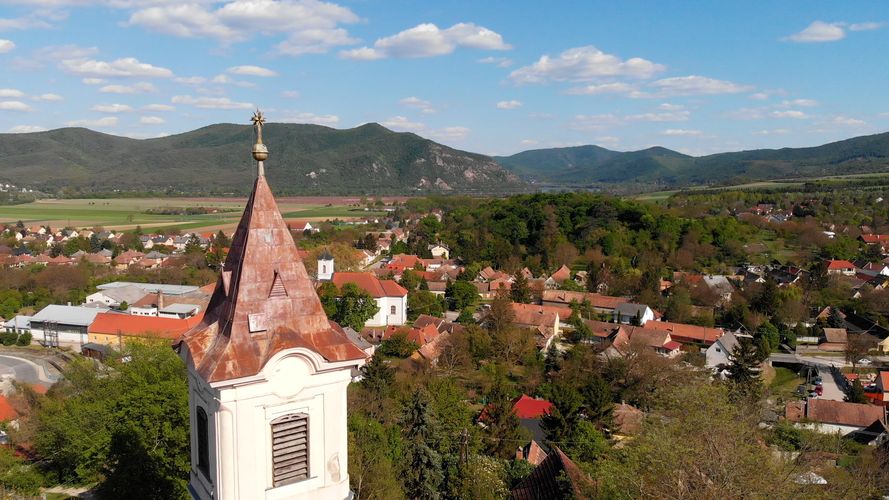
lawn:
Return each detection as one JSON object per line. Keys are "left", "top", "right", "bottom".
{"left": 768, "top": 366, "right": 806, "bottom": 401}
{"left": 0, "top": 197, "right": 381, "bottom": 232}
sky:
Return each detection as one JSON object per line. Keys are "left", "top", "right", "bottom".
{"left": 0, "top": 1, "right": 887, "bottom": 156}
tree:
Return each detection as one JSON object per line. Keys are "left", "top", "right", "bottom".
{"left": 401, "top": 390, "right": 443, "bottom": 500}
{"left": 378, "top": 332, "right": 419, "bottom": 358}
{"left": 827, "top": 306, "right": 845, "bottom": 328}
{"left": 408, "top": 290, "right": 444, "bottom": 320}
{"left": 725, "top": 336, "right": 763, "bottom": 403}
{"left": 542, "top": 383, "right": 583, "bottom": 443}
{"left": 32, "top": 343, "right": 189, "bottom": 496}
{"left": 845, "top": 333, "right": 872, "bottom": 370}
{"left": 348, "top": 414, "right": 404, "bottom": 500}
{"left": 563, "top": 420, "right": 608, "bottom": 465}
{"left": 400, "top": 269, "right": 421, "bottom": 291}
{"left": 359, "top": 356, "right": 395, "bottom": 418}
{"left": 481, "top": 383, "right": 527, "bottom": 458}
{"left": 119, "top": 301, "right": 129, "bottom": 311}
{"left": 581, "top": 374, "right": 613, "bottom": 426}
{"left": 752, "top": 277, "right": 778, "bottom": 317}
{"left": 510, "top": 272, "right": 532, "bottom": 304}
{"left": 445, "top": 280, "right": 478, "bottom": 311}
{"left": 846, "top": 378, "right": 868, "bottom": 404}
{"left": 317, "top": 282, "right": 340, "bottom": 317}
{"left": 183, "top": 235, "right": 203, "bottom": 254}
{"left": 336, "top": 283, "right": 380, "bottom": 331}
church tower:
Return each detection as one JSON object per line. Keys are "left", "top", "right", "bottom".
{"left": 317, "top": 249, "right": 334, "bottom": 281}
{"left": 176, "top": 111, "right": 366, "bottom": 500}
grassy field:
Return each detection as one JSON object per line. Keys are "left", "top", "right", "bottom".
{"left": 0, "top": 197, "right": 386, "bottom": 232}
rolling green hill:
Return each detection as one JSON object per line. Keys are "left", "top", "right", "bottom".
{"left": 495, "top": 132, "right": 889, "bottom": 187}
{"left": 0, "top": 123, "right": 525, "bottom": 196}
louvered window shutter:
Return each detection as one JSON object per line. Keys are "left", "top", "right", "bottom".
{"left": 271, "top": 413, "right": 309, "bottom": 486}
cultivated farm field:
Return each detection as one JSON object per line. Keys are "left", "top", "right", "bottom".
{"left": 0, "top": 197, "right": 389, "bottom": 232}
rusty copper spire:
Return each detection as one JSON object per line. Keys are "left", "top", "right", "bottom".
{"left": 176, "top": 112, "right": 365, "bottom": 383}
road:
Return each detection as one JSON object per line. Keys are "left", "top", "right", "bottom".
{"left": 769, "top": 353, "right": 845, "bottom": 401}
{"left": 0, "top": 355, "right": 51, "bottom": 386}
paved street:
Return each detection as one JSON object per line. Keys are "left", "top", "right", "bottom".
{"left": 769, "top": 353, "right": 845, "bottom": 401}
{"left": 0, "top": 355, "right": 52, "bottom": 386}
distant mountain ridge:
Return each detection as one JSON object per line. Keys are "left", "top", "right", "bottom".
{"left": 0, "top": 123, "right": 525, "bottom": 196}
{"left": 495, "top": 132, "right": 889, "bottom": 186}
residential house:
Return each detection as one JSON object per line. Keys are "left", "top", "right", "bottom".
{"left": 113, "top": 250, "right": 145, "bottom": 269}
{"left": 29, "top": 304, "right": 110, "bottom": 345}
{"left": 385, "top": 254, "right": 423, "bottom": 274}
{"left": 540, "top": 290, "right": 629, "bottom": 316}
{"left": 507, "top": 303, "right": 562, "bottom": 350}
{"left": 87, "top": 312, "right": 204, "bottom": 347}
{"left": 511, "top": 447, "right": 596, "bottom": 500}
{"left": 702, "top": 275, "right": 735, "bottom": 304}
{"left": 644, "top": 320, "right": 724, "bottom": 346}
{"left": 427, "top": 243, "right": 449, "bottom": 259}
{"left": 614, "top": 303, "right": 655, "bottom": 325}
{"left": 826, "top": 259, "right": 856, "bottom": 276}
{"left": 515, "top": 440, "right": 547, "bottom": 466}
{"left": 876, "top": 371, "right": 889, "bottom": 404}
{"left": 819, "top": 328, "right": 848, "bottom": 352}
{"left": 606, "top": 325, "right": 682, "bottom": 358}
{"left": 331, "top": 272, "right": 408, "bottom": 327}
{"left": 85, "top": 284, "right": 150, "bottom": 308}
{"left": 785, "top": 399, "right": 886, "bottom": 437}
{"left": 705, "top": 332, "right": 749, "bottom": 371}
{"left": 2, "top": 316, "right": 31, "bottom": 334}
{"left": 543, "top": 265, "right": 572, "bottom": 289}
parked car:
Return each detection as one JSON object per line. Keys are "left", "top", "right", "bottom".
{"left": 858, "top": 358, "right": 873, "bottom": 366}
{"left": 815, "top": 385, "right": 823, "bottom": 396}
{"left": 808, "top": 390, "right": 818, "bottom": 398}
{"left": 795, "top": 384, "right": 807, "bottom": 397}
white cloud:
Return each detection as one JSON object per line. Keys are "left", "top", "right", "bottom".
{"left": 564, "top": 82, "right": 639, "bottom": 96}
{"left": 0, "top": 39, "right": 14, "bottom": 53}
{"left": 34, "top": 44, "right": 99, "bottom": 61}
{"left": 92, "top": 103, "right": 134, "bottom": 113}
{"left": 496, "top": 100, "right": 522, "bottom": 109}
{"left": 658, "top": 103, "right": 684, "bottom": 111}
{"left": 727, "top": 107, "right": 767, "bottom": 120}
{"left": 380, "top": 115, "right": 425, "bottom": 132}
{"left": 770, "top": 110, "right": 808, "bottom": 119}
{"left": 0, "top": 88, "right": 24, "bottom": 98}
{"left": 849, "top": 22, "right": 886, "bottom": 31}
{"left": 173, "top": 76, "right": 206, "bottom": 85}
{"left": 626, "top": 110, "right": 691, "bottom": 122}
{"left": 831, "top": 115, "right": 866, "bottom": 126}
{"left": 32, "top": 93, "right": 63, "bottom": 101}
{"left": 82, "top": 77, "right": 106, "bottom": 85}
{"left": 281, "top": 90, "right": 300, "bottom": 98}
{"left": 595, "top": 136, "right": 620, "bottom": 147}
{"left": 478, "top": 56, "right": 512, "bottom": 68}
{"left": 128, "top": 0, "right": 359, "bottom": 56}
{"left": 400, "top": 96, "right": 435, "bottom": 114}
{"left": 779, "top": 98, "right": 817, "bottom": 107}
{"left": 139, "top": 115, "right": 165, "bottom": 124}
{"left": 61, "top": 57, "right": 173, "bottom": 77}
{"left": 661, "top": 128, "right": 702, "bottom": 136}
{"left": 227, "top": 65, "right": 277, "bottom": 77}
{"left": 277, "top": 112, "right": 339, "bottom": 126}
{"left": 210, "top": 74, "right": 255, "bottom": 87}
{"left": 509, "top": 46, "right": 663, "bottom": 84}
{"left": 341, "top": 22, "right": 509, "bottom": 60}
{"left": 749, "top": 92, "right": 769, "bottom": 100}
{"left": 650, "top": 75, "right": 752, "bottom": 95}
{"left": 786, "top": 21, "right": 846, "bottom": 42}
{"left": 143, "top": 103, "right": 175, "bottom": 111}
{"left": 8, "top": 125, "right": 47, "bottom": 133}
{"left": 520, "top": 139, "right": 538, "bottom": 146}
{"left": 429, "top": 126, "right": 470, "bottom": 141}
{"left": 753, "top": 129, "right": 790, "bottom": 135}
{"left": 0, "top": 101, "right": 31, "bottom": 111}
{"left": 66, "top": 116, "right": 118, "bottom": 128}
{"left": 0, "top": 11, "right": 56, "bottom": 31}
{"left": 171, "top": 95, "right": 252, "bottom": 109}
{"left": 99, "top": 82, "right": 157, "bottom": 93}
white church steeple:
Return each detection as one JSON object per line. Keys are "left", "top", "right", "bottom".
{"left": 176, "top": 111, "right": 366, "bottom": 500}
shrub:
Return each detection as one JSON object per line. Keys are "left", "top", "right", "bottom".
{"left": 15, "top": 332, "right": 31, "bottom": 346}
{"left": 0, "top": 332, "right": 17, "bottom": 346}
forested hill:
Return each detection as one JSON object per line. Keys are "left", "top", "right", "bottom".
{"left": 0, "top": 123, "right": 526, "bottom": 196}
{"left": 495, "top": 131, "right": 889, "bottom": 187}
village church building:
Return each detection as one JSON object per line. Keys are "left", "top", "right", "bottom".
{"left": 176, "top": 111, "right": 367, "bottom": 499}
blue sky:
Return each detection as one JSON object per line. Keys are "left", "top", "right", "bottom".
{"left": 0, "top": 0, "right": 887, "bottom": 156}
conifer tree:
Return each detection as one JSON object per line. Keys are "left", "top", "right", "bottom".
{"left": 401, "top": 389, "right": 443, "bottom": 499}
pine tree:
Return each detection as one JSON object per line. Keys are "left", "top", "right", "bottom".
{"left": 846, "top": 378, "right": 868, "bottom": 404}
{"left": 827, "top": 307, "right": 845, "bottom": 328}
{"left": 510, "top": 272, "right": 531, "bottom": 304}
{"left": 401, "top": 389, "right": 443, "bottom": 499}
{"left": 726, "top": 336, "right": 763, "bottom": 402}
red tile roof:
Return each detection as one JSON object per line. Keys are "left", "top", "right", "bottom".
{"left": 786, "top": 399, "right": 886, "bottom": 427}
{"left": 643, "top": 320, "right": 723, "bottom": 345}
{"left": 861, "top": 234, "right": 889, "bottom": 244}
{"left": 512, "top": 394, "right": 553, "bottom": 419}
{"left": 826, "top": 259, "right": 855, "bottom": 270}
{"left": 177, "top": 173, "right": 366, "bottom": 384}
{"left": 549, "top": 265, "right": 571, "bottom": 283}
{"left": 541, "top": 290, "right": 628, "bottom": 310}
{"left": 91, "top": 312, "right": 204, "bottom": 340}
{"left": 0, "top": 396, "right": 17, "bottom": 421}
{"left": 509, "top": 303, "right": 561, "bottom": 328}
{"left": 332, "top": 272, "right": 408, "bottom": 298}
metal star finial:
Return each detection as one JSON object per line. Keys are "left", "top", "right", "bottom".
{"left": 251, "top": 109, "right": 269, "bottom": 169}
